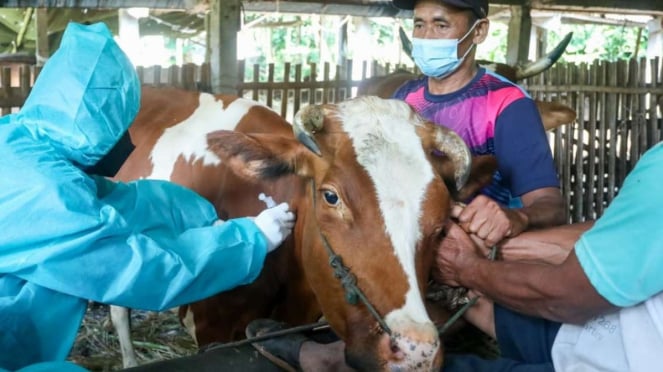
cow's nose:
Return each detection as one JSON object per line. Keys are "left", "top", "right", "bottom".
{"left": 379, "top": 323, "right": 442, "bottom": 371}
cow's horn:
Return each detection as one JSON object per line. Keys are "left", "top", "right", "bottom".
{"left": 432, "top": 125, "right": 472, "bottom": 191}
{"left": 293, "top": 104, "right": 324, "bottom": 156}
{"left": 515, "top": 32, "right": 573, "bottom": 80}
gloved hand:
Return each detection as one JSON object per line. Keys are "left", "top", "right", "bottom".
{"left": 253, "top": 202, "right": 296, "bottom": 252}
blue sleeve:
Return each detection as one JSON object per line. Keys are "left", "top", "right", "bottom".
{"left": 575, "top": 143, "right": 663, "bottom": 307}
{"left": 392, "top": 77, "right": 424, "bottom": 100}
{"left": 494, "top": 97, "right": 560, "bottom": 196}
{"left": 0, "top": 164, "right": 268, "bottom": 312}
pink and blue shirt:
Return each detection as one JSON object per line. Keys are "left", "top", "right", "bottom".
{"left": 393, "top": 68, "right": 560, "bottom": 207}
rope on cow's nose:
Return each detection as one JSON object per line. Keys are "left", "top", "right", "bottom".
{"left": 321, "top": 233, "right": 393, "bottom": 336}
{"left": 309, "top": 180, "right": 393, "bottom": 336}
{"left": 437, "top": 245, "right": 498, "bottom": 335}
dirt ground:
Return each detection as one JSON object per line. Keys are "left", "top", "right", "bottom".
{"left": 67, "top": 302, "right": 498, "bottom": 371}
{"left": 68, "top": 303, "right": 197, "bottom": 371}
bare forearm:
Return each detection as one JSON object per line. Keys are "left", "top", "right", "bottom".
{"left": 500, "top": 221, "right": 595, "bottom": 264}
{"left": 518, "top": 195, "right": 567, "bottom": 229}
{"left": 461, "top": 251, "right": 614, "bottom": 324}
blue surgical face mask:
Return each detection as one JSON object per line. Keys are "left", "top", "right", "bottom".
{"left": 412, "top": 21, "right": 479, "bottom": 80}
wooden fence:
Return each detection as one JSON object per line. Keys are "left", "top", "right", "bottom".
{"left": 523, "top": 58, "right": 662, "bottom": 221}
{"left": 1, "top": 58, "right": 661, "bottom": 222}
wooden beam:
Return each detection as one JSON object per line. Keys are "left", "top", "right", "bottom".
{"left": 35, "top": 8, "right": 48, "bottom": 65}
{"left": 506, "top": 5, "right": 531, "bottom": 66}
{"left": 647, "top": 17, "right": 663, "bottom": 58}
{"left": 1, "top": 0, "right": 189, "bottom": 7}
{"left": 529, "top": 0, "right": 663, "bottom": 15}
{"left": 208, "top": 0, "right": 240, "bottom": 94}
{"left": 1, "top": 0, "right": 661, "bottom": 16}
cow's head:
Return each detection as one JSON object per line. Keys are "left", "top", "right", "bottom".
{"left": 206, "top": 96, "right": 494, "bottom": 371}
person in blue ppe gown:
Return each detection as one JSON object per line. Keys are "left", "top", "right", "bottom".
{"left": 0, "top": 22, "right": 295, "bottom": 372}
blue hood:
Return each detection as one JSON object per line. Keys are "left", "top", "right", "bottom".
{"left": 16, "top": 22, "right": 140, "bottom": 168}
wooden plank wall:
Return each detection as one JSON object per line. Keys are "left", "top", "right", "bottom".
{"left": 1, "top": 58, "right": 661, "bottom": 222}
{"left": 524, "top": 58, "right": 662, "bottom": 221}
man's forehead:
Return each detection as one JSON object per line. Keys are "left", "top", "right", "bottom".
{"left": 413, "top": 0, "right": 469, "bottom": 18}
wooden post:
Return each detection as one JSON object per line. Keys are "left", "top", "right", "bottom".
{"left": 35, "top": 8, "right": 48, "bottom": 66}
{"left": 209, "top": 0, "right": 241, "bottom": 94}
{"left": 506, "top": 4, "right": 531, "bottom": 65}
{"left": 647, "top": 17, "right": 663, "bottom": 59}
{"left": 117, "top": 9, "right": 143, "bottom": 66}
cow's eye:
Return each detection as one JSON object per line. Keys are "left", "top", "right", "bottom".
{"left": 322, "top": 190, "right": 339, "bottom": 206}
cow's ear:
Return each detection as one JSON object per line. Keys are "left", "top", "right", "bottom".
{"left": 429, "top": 154, "right": 497, "bottom": 200}
{"left": 207, "top": 130, "right": 316, "bottom": 181}
{"left": 454, "top": 155, "right": 498, "bottom": 201}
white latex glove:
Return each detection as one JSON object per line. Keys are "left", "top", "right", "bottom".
{"left": 253, "top": 202, "right": 296, "bottom": 252}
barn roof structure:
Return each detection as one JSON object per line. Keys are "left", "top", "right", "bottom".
{"left": 0, "top": 0, "right": 660, "bottom": 93}
{"left": 1, "top": 0, "right": 662, "bottom": 14}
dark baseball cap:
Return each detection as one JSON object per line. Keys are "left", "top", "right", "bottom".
{"left": 393, "top": 0, "right": 488, "bottom": 18}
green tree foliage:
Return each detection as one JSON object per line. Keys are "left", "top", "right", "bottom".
{"left": 548, "top": 23, "right": 649, "bottom": 62}
{"left": 239, "top": 12, "right": 652, "bottom": 81}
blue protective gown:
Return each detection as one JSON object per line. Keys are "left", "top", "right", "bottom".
{"left": 0, "top": 22, "right": 269, "bottom": 371}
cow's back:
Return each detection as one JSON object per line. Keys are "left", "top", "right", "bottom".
{"left": 115, "top": 85, "right": 320, "bottom": 344}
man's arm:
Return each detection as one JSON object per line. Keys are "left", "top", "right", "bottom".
{"left": 518, "top": 186, "right": 567, "bottom": 229}
{"left": 468, "top": 250, "right": 615, "bottom": 324}
{"left": 499, "top": 220, "right": 595, "bottom": 264}
{"left": 436, "top": 221, "right": 614, "bottom": 324}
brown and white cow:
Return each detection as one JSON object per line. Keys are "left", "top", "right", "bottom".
{"left": 112, "top": 85, "right": 495, "bottom": 371}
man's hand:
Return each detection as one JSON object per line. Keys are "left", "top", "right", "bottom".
{"left": 452, "top": 195, "right": 528, "bottom": 247}
{"left": 434, "top": 221, "right": 484, "bottom": 287}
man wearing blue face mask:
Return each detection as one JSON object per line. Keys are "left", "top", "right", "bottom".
{"left": 393, "top": 0, "right": 566, "bottom": 248}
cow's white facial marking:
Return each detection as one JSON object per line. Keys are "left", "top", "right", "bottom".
{"left": 148, "top": 93, "right": 263, "bottom": 180}
{"left": 337, "top": 96, "right": 434, "bottom": 325}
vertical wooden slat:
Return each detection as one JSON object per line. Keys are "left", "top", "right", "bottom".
{"left": 203, "top": 62, "right": 212, "bottom": 92}
{"left": 322, "top": 62, "right": 331, "bottom": 104}
{"left": 587, "top": 61, "right": 598, "bottom": 220}
{"left": 266, "top": 63, "right": 275, "bottom": 108}
{"left": 294, "top": 64, "right": 302, "bottom": 115}
{"left": 309, "top": 62, "right": 318, "bottom": 104}
{"left": 345, "top": 60, "right": 354, "bottom": 100}
{"left": 334, "top": 63, "right": 343, "bottom": 103}
{"left": 606, "top": 61, "right": 618, "bottom": 204}
{"left": 281, "top": 62, "right": 291, "bottom": 118}
{"left": 168, "top": 64, "right": 179, "bottom": 87}
{"left": 570, "top": 64, "right": 596, "bottom": 219}
{"left": 649, "top": 57, "right": 661, "bottom": 146}
{"left": 565, "top": 62, "right": 581, "bottom": 222}
{"left": 153, "top": 65, "right": 162, "bottom": 86}
{"left": 182, "top": 63, "right": 196, "bottom": 91}
{"left": 596, "top": 60, "right": 607, "bottom": 217}
{"left": 136, "top": 66, "right": 144, "bottom": 85}
{"left": 636, "top": 58, "right": 647, "bottom": 160}
{"left": 617, "top": 59, "right": 629, "bottom": 190}
{"left": 252, "top": 64, "right": 259, "bottom": 102}
{"left": 0, "top": 66, "right": 10, "bottom": 116}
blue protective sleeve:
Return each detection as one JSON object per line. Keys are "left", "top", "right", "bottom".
{"left": 0, "top": 21, "right": 271, "bottom": 371}
{"left": 0, "top": 161, "right": 268, "bottom": 311}
{"left": 494, "top": 98, "right": 560, "bottom": 196}
{"left": 575, "top": 142, "right": 663, "bottom": 307}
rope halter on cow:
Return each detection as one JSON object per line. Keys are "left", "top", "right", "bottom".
{"left": 309, "top": 180, "right": 394, "bottom": 336}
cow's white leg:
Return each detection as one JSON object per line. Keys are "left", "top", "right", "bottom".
{"left": 110, "top": 305, "right": 138, "bottom": 368}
